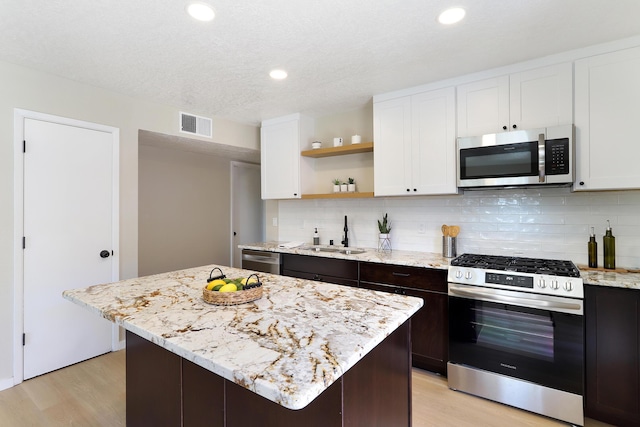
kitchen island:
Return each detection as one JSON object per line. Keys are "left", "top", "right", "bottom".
{"left": 63, "top": 264, "right": 423, "bottom": 426}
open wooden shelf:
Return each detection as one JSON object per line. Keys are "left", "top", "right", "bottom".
{"left": 301, "top": 142, "right": 373, "bottom": 158}
{"left": 301, "top": 192, "right": 374, "bottom": 199}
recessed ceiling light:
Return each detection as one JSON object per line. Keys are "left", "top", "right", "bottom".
{"left": 187, "top": 3, "right": 215, "bottom": 22}
{"left": 269, "top": 69, "right": 288, "bottom": 80}
{"left": 438, "top": 7, "right": 465, "bottom": 25}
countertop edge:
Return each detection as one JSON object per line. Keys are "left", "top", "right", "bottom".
{"left": 239, "top": 242, "right": 452, "bottom": 270}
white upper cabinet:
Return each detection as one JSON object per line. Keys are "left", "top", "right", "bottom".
{"left": 456, "top": 75, "right": 509, "bottom": 137}
{"left": 457, "top": 63, "right": 573, "bottom": 137}
{"left": 374, "top": 87, "right": 457, "bottom": 196}
{"left": 373, "top": 96, "right": 412, "bottom": 196}
{"left": 260, "top": 114, "right": 314, "bottom": 199}
{"left": 574, "top": 46, "right": 640, "bottom": 191}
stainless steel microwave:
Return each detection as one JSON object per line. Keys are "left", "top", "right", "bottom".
{"left": 457, "top": 124, "right": 574, "bottom": 189}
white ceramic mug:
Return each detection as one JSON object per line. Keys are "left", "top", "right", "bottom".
{"left": 333, "top": 137, "right": 343, "bottom": 147}
{"left": 351, "top": 134, "right": 361, "bottom": 144}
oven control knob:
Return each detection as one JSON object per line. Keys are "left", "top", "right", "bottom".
{"left": 550, "top": 280, "right": 559, "bottom": 290}
{"left": 464, "top": 271, "right": 472, "bottom": 280}
{"left": 564, "top": 281, "right": 573, "bottom": 292}
{"left": 455, "top": 270, "right": 463, "bottom": 279}
{"left": 537, "top": 279, "right": 546, "bottom": 288}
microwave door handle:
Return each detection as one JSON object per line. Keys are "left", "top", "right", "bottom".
{"left": 538, "top": 133, "right": 546, "bottom": 182}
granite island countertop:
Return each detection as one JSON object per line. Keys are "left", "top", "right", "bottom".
{"left": 240, "top": 242, "right": 640, "bottom": 291}
{"left": 62, "top": 264, "right": 422, "bottom": 410}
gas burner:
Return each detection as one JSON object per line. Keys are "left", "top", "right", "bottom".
{"left": 451, "top": 253, "right": 581, "bottom": 278}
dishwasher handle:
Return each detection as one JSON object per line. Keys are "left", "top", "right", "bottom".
{"left": 242, "top": 253, "right": 280, "bottom": 264}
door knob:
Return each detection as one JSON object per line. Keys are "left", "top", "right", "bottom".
{"left": 100, "top": 250, "right": 110, "bottom": 258}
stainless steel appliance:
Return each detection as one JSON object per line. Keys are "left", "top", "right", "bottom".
{"left": 457, "top": 124, "right": 574, "bottom": 189}
{"left": 241, "top": 249, "right": 281, "bottom": 274}
{"left": 447, "top": 253, "right": 584, "bottom": 426}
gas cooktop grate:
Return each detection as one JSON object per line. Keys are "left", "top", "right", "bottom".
{"left": 451, "top": 253, "right": 581, "bottom": 278}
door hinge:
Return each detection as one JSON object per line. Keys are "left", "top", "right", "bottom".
{"left": 23, "top": 333, "right": 26, "bottom": 346}
{"left": 23, "top": 236, "right": 26, "bottom": 249}
{"left": 23, "top": 140, "right": 26, "bottom": 153}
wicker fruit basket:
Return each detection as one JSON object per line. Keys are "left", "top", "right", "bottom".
{"left": 202, "top": 269, "right": 263, "bottom": 306}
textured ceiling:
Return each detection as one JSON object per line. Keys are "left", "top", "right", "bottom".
{"left": 1, "top": 0, "right": 640, "bottom": 125}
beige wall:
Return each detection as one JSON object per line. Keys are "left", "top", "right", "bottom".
{"left": 314, "top": 101, "right": 373, "bottom": 144}
{"left": 310, "top": 103, "right": 374, "bottom": 194}
{"left": 138, "top": 144, "right": 231, "bottom": 276}
{"left": 0, "top": 60, "right": 258, "bottom": 385}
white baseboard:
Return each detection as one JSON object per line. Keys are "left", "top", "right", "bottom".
{"left": 0, "top": 377, "right": 14, "bottom": 392}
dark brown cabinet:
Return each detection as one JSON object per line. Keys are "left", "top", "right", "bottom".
{"left": 126, "top": 323, "right": 412, "bottom": 427}
{"left": 281, "top": 253, "right": 358, "bottom": 287}
{"left": 280, "top": 254, "right": 448, "bottom": 375}
{"left": 585, "top": 284, "right": 640, "bottom": 426}
{"left": 359, "top": 262, "right": 448, "bottom": 375}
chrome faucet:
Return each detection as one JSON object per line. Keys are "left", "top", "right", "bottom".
{"left": 341, "top": 215, "right": 349, "bottom": 247}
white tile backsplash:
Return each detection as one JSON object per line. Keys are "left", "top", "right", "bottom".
{"left": 277, "top": 188, "right": 640, "bottom": 268}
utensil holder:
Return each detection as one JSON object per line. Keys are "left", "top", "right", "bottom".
{"left": 443, "top": 236, "right": 456, "bottom": 258}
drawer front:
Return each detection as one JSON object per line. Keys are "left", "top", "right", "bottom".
{"left": 281, "top": 269, "right": 358, "bottom": 287}
{"left": 281, "top": 254, "right": 359, "bottom": 280}
{"left": 359, "top": 262, "right": 446, "bottom": 292}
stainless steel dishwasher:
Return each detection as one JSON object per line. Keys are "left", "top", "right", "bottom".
{"left": 241, "top": 249, "right": 281, "bottom": 274}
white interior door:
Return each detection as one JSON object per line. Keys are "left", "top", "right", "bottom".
{"left": 231, "top": 162, "right": 264, "bottom": 267}
{"left": 23, "top": 118, "right": 115, "bottom": 379}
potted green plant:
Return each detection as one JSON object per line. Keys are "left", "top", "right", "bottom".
{"left": 333, "top": 178, "right": 341, "bottom": 193}
{"left": 347, "top": 177, "right": 356, "bottom": 192}
{"left": 377, "top": 213, "right": 392, "bottom": 252}
{"left": 340, "top": 180, "right": 348, "bottom": 192}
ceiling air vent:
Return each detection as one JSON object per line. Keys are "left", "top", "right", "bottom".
{"left": 180, "top": 112, "right": 212, "bottom": 138}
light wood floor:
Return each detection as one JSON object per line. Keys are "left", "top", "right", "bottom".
{"left": 0, "top": 351, "right": 613, "bottom": 426}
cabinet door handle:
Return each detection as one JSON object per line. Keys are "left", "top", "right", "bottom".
{"left": 392, "top": 272, "right": 410, "bottom": 277}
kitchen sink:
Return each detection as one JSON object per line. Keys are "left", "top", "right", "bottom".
{"left": 339, "top": 248, "right": 365, "bottom": 255}
{"left": 300, "top": 246, "right": 366, "bottom": 255}
{"left": 302, "top": 246, "right": 340, "bottom": 252}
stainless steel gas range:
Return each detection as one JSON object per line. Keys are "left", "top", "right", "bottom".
{"left": 447, "top": 253, "right": 584, "bottom": 426}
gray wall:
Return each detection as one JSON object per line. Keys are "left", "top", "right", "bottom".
{"left": 138, "top": 144, "right": 232, "bottom": 276}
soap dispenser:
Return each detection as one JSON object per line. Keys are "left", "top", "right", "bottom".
{"left": 313, "top": 228, "right": 320, "bottom": 245}
{"left": 588, "top": 227, "right": 597, "bottom": 268}
{"left": 603, "top": 220, "right": 616, "bottom": 270}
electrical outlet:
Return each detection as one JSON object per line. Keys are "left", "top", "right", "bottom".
{"left": 272, "top": 217, "right": 278, "bottom": 227}
{"left": 418, "top": 223, "right": 426, "bottom": 234}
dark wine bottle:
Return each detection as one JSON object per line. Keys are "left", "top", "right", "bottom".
{"left": 603, "top": 220, "right": 615, "bottom": 270}
{"left": 588, "top": 227, "right": 597, "bottom": 268}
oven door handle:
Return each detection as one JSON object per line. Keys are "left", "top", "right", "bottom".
{"left": 448, "top": 285, "right": 583, "bottom": 314}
